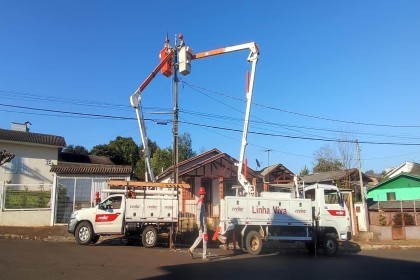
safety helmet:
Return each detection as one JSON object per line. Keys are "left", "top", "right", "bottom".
{"left": 199, "top": 187, "right": 206, "bottom": 195}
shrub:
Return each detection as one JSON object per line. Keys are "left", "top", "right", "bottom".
{"left": 379, "top": 211, "right": 387, "bottom": 226}
{"left": 393, "top": 212, "right": 415, "bottom": 226}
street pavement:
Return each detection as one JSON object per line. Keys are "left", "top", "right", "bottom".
{"left": 1, "top": 225, "right": 420, "bottom": 251}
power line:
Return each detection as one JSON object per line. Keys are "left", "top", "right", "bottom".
{"left": 3, "top": 102, "right": 420, "bottom": 146}
{"left": 182, "top": 81, "right": 420, "bottom": 128}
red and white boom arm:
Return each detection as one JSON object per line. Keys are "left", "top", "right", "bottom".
{"left": 130, "top": 47, "right": 174, "bottom": 182}
{"left": 192, "top": 42, "right": 259, "bottom": 196}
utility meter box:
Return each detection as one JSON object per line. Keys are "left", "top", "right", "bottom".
{"left": 178, "top": 46, "right": 192, "bottom": 76}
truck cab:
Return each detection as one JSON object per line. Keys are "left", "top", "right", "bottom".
{"left": 68, "top": 194, "right": 126, "bottom": 245}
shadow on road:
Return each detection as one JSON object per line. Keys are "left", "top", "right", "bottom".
{"left": 145, "top": 249, "right": 420, "bottom": 280}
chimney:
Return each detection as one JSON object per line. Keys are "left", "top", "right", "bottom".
{"left": 11, "top": 121, "right": 32, "bottom": 132}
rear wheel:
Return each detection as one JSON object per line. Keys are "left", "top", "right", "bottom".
{"left": 75, "top": 221, "right": 93, "bottom": 245}
{"left": 245, "top": 230, "right": 262, "bottom": 255}
{"left": 142, "top": 226, "right": 158, "bottom": 248}
{"left": 323, "top": 234, "right": 338, "bottom": 257}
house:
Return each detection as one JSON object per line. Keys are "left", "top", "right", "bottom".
{"left": 156, "top": 148, "right": 262, "bottom": 229}
{"left": 367, "top": 173, "right": 420, "bottom": 239}
{"left": 367, "top": 173, "right": 420, "bottom": 202}
{"left": 259, "top": 164, "right": 296, "bottom": 192}
{"left": 0, "top": 122, "right": 131, "bottom": 226}
{"left": 0, "top": 124, "right": 66, "bottom": 226}
{"left": 50, "top": 152, "right": 132, "bottom": 224}
{"left": 385, "top": 161, "right": 420, "bottom": 178}
{"left": 301, "top": 168, "right": 372, "bottom": 200}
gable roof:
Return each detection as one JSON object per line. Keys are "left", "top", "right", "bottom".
{"left": 260, "top": 164, "right": 295, "bottom": 177}
{"left": 0, "top": 128, "right": 66, "bottom": 147}
{"left": 50, "top": 152, "right": 131, "bottom": 175}
{"left": 58, "top": 152, "right": 114, "bottom": 165}
{"left": 157, "top": 148, "right": 261, "bottom": 180}
{"left": 386, "top": 161, "right": 420, "bottom": 178}
{"left": 368, "top": 173, "right": 420, "bottom": 192}
{"left": 301, "top": 168, "right": 372, "bottom": 184}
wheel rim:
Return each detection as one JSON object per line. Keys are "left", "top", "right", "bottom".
{"left": 325, "top": 239, "right": 336, "bottom": 252}
{"left": 250, "top": 236, "right": 260, "bottom": 251}
{"left": 78, "top": 226, "right": 90, "bottom": 242}
{"left": 145, "top": 230, "right": 156, "bottom": 245}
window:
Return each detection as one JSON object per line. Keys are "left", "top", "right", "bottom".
{"left": 304, "top": 189, "right": 316, "bottom": 201}
{"left": 387, "top": 192, "right": 396, "bottom": 201}
{"left": 4, "top": 157, "right": 29, "bottom": 174}
{"left": 103, "top": 196, "right": 122, "bottom": 210}
{"left": 324, "top": 189, "right": 340, "bottom": 205}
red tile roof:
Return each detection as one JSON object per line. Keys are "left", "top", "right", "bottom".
{"left": 50, "top": 162, "right": 132, "bottom": 174}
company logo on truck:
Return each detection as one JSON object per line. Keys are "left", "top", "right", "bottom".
{"left": 295, "top": 209, "right": 307, "bottom": 214}
{"left": 95, "top": 213, "right": 120, "bottom": 222}
{"left": 130, "top": 204, "right": 140, "bottom": 209}
{"left": 327, "top": 210, "right": 346, "bottom": 216}
{"left": 164, "top": 206, "right": 173, "bottom": 210}
{"left": 232, "top": 207, "right": 244, "bottom": 212}
{"left": 147, "top": 205, "right": 157, "bottom": 209}
{"left": 251, "top": 206, "right": 287, "bottom": 215}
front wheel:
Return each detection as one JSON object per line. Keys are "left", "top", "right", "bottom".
{"left": 245, "top": 230, "right": 262, "bottom": 255}
{"left": 142, "top": 226, "right": 158, "bottom": 248}
{"left": 75, "top": 221, "right": 93, "bottom": 245}
{"left": 323, "top": 234, "right": 338, "bottom": 257}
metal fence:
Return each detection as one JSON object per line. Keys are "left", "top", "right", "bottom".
{"left": 55, "top": 177, "right": 112, "bottom": 224}
{"left": 1, "top": 183, "right": 53, "bottom": 210}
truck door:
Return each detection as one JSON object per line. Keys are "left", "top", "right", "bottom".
{"left": 319, "top": 188, "right": 348, "bottom": 231}
{"left": 95, "top": 195, "right": 125, "bottom": 234}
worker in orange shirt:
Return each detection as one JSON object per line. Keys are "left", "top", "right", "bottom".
{"left": 189, "top": 187, "right": 208, "bottom": 261}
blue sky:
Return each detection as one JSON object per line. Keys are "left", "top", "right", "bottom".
{"left": 1, "top": 0, "right": 420, "bottom": 174}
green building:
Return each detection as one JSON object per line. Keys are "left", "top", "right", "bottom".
{"left": 367, "top": 173, "right": 420, "bottom": 202}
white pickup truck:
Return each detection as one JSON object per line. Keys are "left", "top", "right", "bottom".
{"left": 68, "top": 184, "right": 183, "bottom": 248}
{"left": 215, "top": 183, "right": 352, "bottom": 256}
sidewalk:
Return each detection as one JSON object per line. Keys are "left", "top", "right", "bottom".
{"left": 1, "top": 225, "right": 420, "bottom": 251}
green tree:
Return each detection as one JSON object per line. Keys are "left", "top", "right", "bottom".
{"left": 152, "top": 148, "right": 172, "bottom": 176}
{"left": 90, "top": 144, "right": 112, "bottom": 158}
{"left": 312, "top": 145, "right": 342, "bottom": 173}
{"left": 178, "top": 132, "right": 196, "bottom": 162}
{"left": 108, "top": 136, "right": 140, "bottom": 166}
{"left": 299, "top": 166, "right": 310, "bottom": 176}
{"left": 63, "top": 145, "right": 89, "bottom": 155}
{"left": 91, "top": 137, "right": 139, "bottom": 167}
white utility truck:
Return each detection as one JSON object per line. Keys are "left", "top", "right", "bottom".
{"left": 214, "top": 183, "right": 351, "bottom": 256}
{"left": 68, "top": 181, "right": 189, "bottom": 247}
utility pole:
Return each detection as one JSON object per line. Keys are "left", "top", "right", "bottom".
{"left": 356, "top": 139, "right": 369, "bottom": 231}
{"left": 169, "top": 35, "right": 180, "bottom": 251}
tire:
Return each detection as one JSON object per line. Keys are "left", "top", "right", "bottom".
{"left": 323, "top": 234, "right": 338, "bottom": 257}
{"left": 75, "top": 221, "right": 93, "bottom": 245}
{"left": 142, "top": 226, "right": 158, "bottom": 248}
{"left": 91, "top": 235, "right": 100, "bottom": 244}
{"left": 245, "top": 230, "right": 262, "bottom": 255}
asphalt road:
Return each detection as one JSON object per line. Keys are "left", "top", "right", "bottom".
{"left": 1, "top": 239, "right": 420, "bottom": 280}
